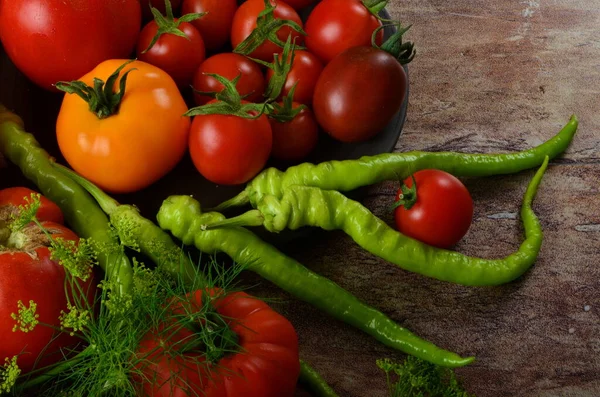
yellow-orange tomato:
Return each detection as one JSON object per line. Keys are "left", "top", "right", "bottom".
{"left": 56, "top": 59, "right": 190, "bottom": 193}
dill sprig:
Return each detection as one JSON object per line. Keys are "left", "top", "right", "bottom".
{"left": 9, "top": 193, "right": 41, "bottom": 233}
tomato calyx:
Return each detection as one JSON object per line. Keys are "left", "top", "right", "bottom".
{"left": 391, "top": 175, "right": 418, "bottom": 211}
{"left": 250, "top": 35, "right": 297, "bottom": 101}
{"left": 361, "top": 0, "right": 389, "bottom": 17}
{"left": 142, "top": 0, "right": 206, "bottom": 53}
{"left": 372, "top": 23, "right": 416, "bottom": 65}
{"left": 186, "top": 73, "right": 267, "bottom": 119}
{"left": 55, "top": 60, "right": 137, "bottom": 119}
{"left": 233, "top": 0, "right": 306, "bottom": 56}
{"left": 267, "top": 84, "right": 306, "bottom": 123}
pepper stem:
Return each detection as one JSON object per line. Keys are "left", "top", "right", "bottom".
{"left": 55, "top": 60, "right": 137, "bottom": 120}
{"left": 208, "top": 191, "right": 250, "bottom": 212}
{"left": 201, "top": 210, "right": 264, "bottom": 230}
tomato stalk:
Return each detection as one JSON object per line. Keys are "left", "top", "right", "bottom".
{"left": 267, "top": 84, "right": 307, "bottom": 123}
{"left": 390, "top": 175, "right": 418, "bottom": 211}
{"left": 362, "top": 0, "right": 389, "bottom": 16}
{"left": 372, "top": 23, "right": 416, "bottom": 65}
{"left": 55, "top": 60, "right": 137, "bottom": 119}
{"left": 186, "top": 74, "right": 267, "bottom": 118}
{"left": 142, "top": 0, "right": 206, "bottom": 53}
{"left": 249, "top": 34, "right": 298, "bottom": 101}
{"left": 233, "top": 0, "right": 306, "bottom": 56}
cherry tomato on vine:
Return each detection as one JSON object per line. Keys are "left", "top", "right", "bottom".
{"left": 394, "top": 170, "right": 474, "bottom": 249}
{"left": 304, "top": 0, "right": 384, "bottom": 64}
{"left": 269, "top": 103, "right": 319, "bottom": 161}
{"left": 188, "top": 100, "right": 272, "bottom": 185}
{"left": 193, "top": 53, "right": 265, "bottom": 105}
{"left": 182, "top": 0, "right": 238, "bottom": 52}
{"left": 231, "top": 0, "right": 304, "bottom": 62}
{"left": 266, "top": 50, "right": 323, "bottom": 106}
{"left": 0, "top": 0, "right": 141, "bottom": 90}
{"left": 313, "top": 46, "right": 407, "bottom": 143}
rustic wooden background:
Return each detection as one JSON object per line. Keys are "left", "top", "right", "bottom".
{"left": 276, "top": 0, "right": 599, "bottom": 396}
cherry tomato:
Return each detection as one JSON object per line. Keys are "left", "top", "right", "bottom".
{"left": 283, "top": 0, "right": 319, "bottom": 10}
{"left": 305, "top": 0, "right": 384, "bottom": 64}
{"left": 140, "top": 0, "right": 182, "bottom": 21}
{"left": 189, "top": 100, "right": 272, "bottom": 185}
{"left": 231, "top": 0, "right": 304, "bottom": 62}
{"left": 0, "top": 0, "right": 141, "bottom": 91}
{"left": 313, "top": 46, "right": 407, "bottom": 143}
{"left": 394, "top": 170, "right": 474, "bottom": 249}
{"left": 181, "top": 0, "right": 238, "bottom": 52}
{"left": 0, "top": 187, "right": 64, "bottom": 224}
{"left": 136, "top": 18, "right": 206, "bottom": 87}
{"left": 193, "top": 53, "right": 266, "bottom": 106}
{"left": 56, "top": 60, "right": 190, "bottom": 194}
{"left": 269, "top": 103, "right": 319, "bottom": 161}
{"left": 266, "top": 50, "right": 323, "bottom": 105}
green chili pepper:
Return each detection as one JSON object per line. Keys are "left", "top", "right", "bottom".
{"left": 0, "top": 105, "right": 133, "bottom": 295}
{"left": 52, "top": 163, "right": 199, "bottom": 286}
{"left": 214, "top": 115, "right": 577, "bottom": 211}
{"left": 299, "top": 360, "right": 340, "bottom": 397}
{"left": 157, "top": 195, "right": 474, "bottom": 368}
{"left": 202, "top": 156, "right": 550, "bottom": 286}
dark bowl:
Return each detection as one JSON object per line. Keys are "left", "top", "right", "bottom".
{"left": 0, "top": 4, "right": 408, "bottom": 249}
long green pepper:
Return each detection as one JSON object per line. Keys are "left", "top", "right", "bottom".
{"left": 0, "top": 105, "right": 133, "bottom": 295}
{"left": 204, "top": 157, "right": 550, "bottom": 286}
{"left": 214, "top": 115, "right": 577, "bottom": 211}
{"left": 157, "top": 196, "right": 474, "bottom": 368}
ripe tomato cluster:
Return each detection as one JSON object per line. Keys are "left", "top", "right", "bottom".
{"left": 0, "top": 0, "right": 410, "bottom": 191}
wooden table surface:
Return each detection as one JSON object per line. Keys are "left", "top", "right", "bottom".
{"left": 1, "top": 1, "right": 598, "bottom": 397}
{"left": 277, "top": 1, "right": 598, "bottom": 396}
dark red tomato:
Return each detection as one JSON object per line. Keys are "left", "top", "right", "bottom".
{"left": 140, "top": 0, "right": 182, "bottom": 21}
{"left": 313, "top": 46, "right": 407, "bottom": 143}
{"left": 266, "top": 50, "right": 323, "bottom": 105}
{"left": 231, "top": 0, "right": 304, "bottom": 62}
{"left": 192, "top": 53, "right": 265, "bottom": 105}
{"left": 269, "top": 104, "right": 319, "bottom": 161}
{"left": 136, "top": 19, "right": 206, "bottom": 87}
{"left": 181, "top": 0, "right": 238, "bottom": 52}
{"left": 0, "top": 0, "right": 141, "bottom": 90}
{"left": 189, "top": 100, "right": 272, "bottom": 185}
{"left": 283, "top": 0, "right": 319, "bottom": 10}
{"left": 0, "top": 187, "right": 64, "bottom": 224}
{"left": 305, "top": 0, "right": 384, "bottom": 64}
{"left": 394, "top": 170, "right": 474, "bottom": 249}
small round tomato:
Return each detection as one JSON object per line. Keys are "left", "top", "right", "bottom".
{"left": 269, "top": 104, "right": 319, "bottom": 161}
{"left": 189, "top": 101, "right": 272, "bottom": 185}
{"left": 193, "top": 53, "right": 265, "bottom": 105}
{"left": 283, "top": 0, "right": 319, "bottom": 10}
{"left": 266, "top": 50, "right": 323, "bottom": 105}
{"left": 0, "top": 187, "right": 63, "bottom": 224}
{"left": 0, "top": 0, "right": 141, "bottom": 90}
{"left": 181, "top": 0, "right": 238, "bottom": 52}
{"left": 136, "top": 18, "right": 206, "bottom": 87}
{"left": 231, "top": 0, "right": 304, "bottom": 62}
{"left": 140, "top": 0, "right": 182, "bottom": 21}
{"left": 56, "top": 60, "right": 190, "bottom": 194}
{"left": 394, "top": 170, "right": 474, "bottom": 249}
{"left": 305, "top": 0, "right": 384, "bottom": 64}
{"left": 313, "top": 46, "right": 407, "bottom": 143}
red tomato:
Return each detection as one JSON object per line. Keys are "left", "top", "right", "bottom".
{"left": 394, "top": 170, "right": 474, "bottom": 249}
{"left": 135, "top": 288, "right": 300, "bottom": 397}
{"left": 189, "top": 100, "right": 272, "bottom": 185}
{"left": 283, "top": 0, "right": 319, "bottom": 10}
{"left": 266, "top": 50, "right": 323, "bottom": 105}
{"left": 305, "top": 0, "right": 384, "bottom": 64}
{"left": 0, "top": 187, "right": 64, "bottom": 224}
{"left": 192, "top": 53, "right": 266, "bottom": 105}
{"left": 0, "top": 189, "right": 97, "bottom": 374}
{"left": 181, "top": 0, "right": 238, "bottom": 52}
{"left": 136, "top": 19, "right": 206, "bottom": 87}
{"left": 140, "top": 0, "right": 182, "bottom": 21}
{"left": 0, "top": 0, "right": 141, "bottom": 90}
{"left": 269, "top": 104, "right": 319, "bottom": 161}
{"left": 231, "top": 0, "right": 304, "bottom": 61}
{"left": 313, "top": 46, "right": 407, "bottom": 143}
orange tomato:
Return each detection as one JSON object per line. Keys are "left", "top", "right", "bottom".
{"left": 56, "top": 59, "right": 190, "bottom": 193}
